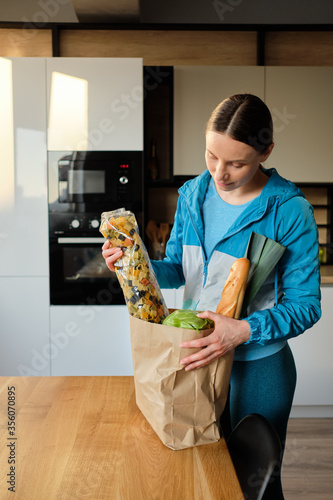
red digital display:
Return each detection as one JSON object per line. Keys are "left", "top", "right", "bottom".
{"left": 120, "top": 164, "right": 129, "bottom": 169}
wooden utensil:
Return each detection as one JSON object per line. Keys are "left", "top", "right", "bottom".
{"left": 159, "top": 222, "right": 170, "bottom": 257}
{"left": 145, "top": 220, "right": 161, "bottom": 258}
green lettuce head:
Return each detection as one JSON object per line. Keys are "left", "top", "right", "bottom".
{"left": 162, "top": 309, "right": 214, "bottom": 332}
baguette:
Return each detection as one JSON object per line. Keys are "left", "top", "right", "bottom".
{"left": 216, "top": 258, "right": 250, "bottom": 319}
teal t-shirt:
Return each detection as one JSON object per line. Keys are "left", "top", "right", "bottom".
{"left": 203, "top": 177, "right": 253, "bottom": 259}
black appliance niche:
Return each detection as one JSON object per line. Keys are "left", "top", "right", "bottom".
{"left": 48, "top": 150, "right": 143, "bottom": 305}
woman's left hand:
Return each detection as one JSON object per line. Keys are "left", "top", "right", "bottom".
{"left": 179, "top": 310, "right": 251, "bottom": 371}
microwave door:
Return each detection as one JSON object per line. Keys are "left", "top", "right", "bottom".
{"left": 67, "top": 169, "right": 84, "bottom": 203}
{"left": 67, "top": 169, "right": 106, "bottom": 203}
{"left": 58, "top": 157, "right": 72, "bottom": 204}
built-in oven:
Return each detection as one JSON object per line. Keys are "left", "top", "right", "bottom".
{"left": 48, "top": 151, "right": 143, "bottom": 305}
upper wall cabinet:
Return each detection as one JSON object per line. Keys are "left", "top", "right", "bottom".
{"left": 173, "top": 66, "right": 265, "bottom": 176}
{"left": 0, "top": 57, "right": 48, "bottom": 277}
{"left": 46, "top": 58, "right": 143, "bottom": 151}
{"left": 265, "top": 67, "right": 333, "bottom": 182}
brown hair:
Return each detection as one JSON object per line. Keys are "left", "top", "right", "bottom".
{"left": 206, "top": 94, "right": 273, "bottom": 153}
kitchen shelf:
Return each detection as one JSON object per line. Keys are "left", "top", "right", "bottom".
{"left": 143, "top": 65, "right": 175, "bottom": 244}
{"left": 143, "top": 66, "right": 174, "bottom": 182}
{"left": 296, "top": 183, "right": 332, "bottom": 265}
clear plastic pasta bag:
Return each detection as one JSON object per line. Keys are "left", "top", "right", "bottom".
{"left": 100, "top": 208, "right": 169, "bottom": 323}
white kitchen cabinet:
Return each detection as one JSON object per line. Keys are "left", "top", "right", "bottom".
{"left": 0, "top": 277, "right": 50, "bottom": 376}
{"left": 50, "top": 305, "right": 133, "bottom": 376}
{"left": 265, "top": 67, "right": 333, "bottom": 183}
{"left": 174, "top": 66, "right": 333, "bottom": 182}
{"left": 46, "top": 57, "right": 143, "bottom": 151}
{"left": 160, "top": 288, "right": 177, "bottom": 310}
{"left": 0, "top": 57, "right": 48, "bottom": 277}
{"left": 174, "top": 286, "right": 185, "bottom": 309}
{"left": 49, "top": 288, "right": 175, "bottom": 376}
{"left": 173, "top": 66, "right": 265, "bottom": 176}
{"left": 289, "top": 286, "right": 333, "bottom": 416}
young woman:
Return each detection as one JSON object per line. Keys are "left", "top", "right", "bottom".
{"left": 102, "top": 94, "right": 321, "bottom": 456}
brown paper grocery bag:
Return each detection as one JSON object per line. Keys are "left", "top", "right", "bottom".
{"left": 129, "top": 314, "right": 234, "bottom": 450}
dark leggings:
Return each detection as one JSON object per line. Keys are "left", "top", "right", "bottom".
{"left": 222, "top": 343, "right": 297, "bottom": 449}
{"left": 221, "top": 344, "right": 297, "bottom": 500}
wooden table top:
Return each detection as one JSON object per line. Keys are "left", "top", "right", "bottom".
{"left": 0, "top": 376, "right": 243, "bottom": 500}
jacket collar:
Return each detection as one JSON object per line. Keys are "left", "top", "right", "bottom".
{"left": 178, "top": 167, "right": 304, "bottom": 242}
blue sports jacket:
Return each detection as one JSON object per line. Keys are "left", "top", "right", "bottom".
{"left": 152, "top": 167, "right": 321, "bottom": 359}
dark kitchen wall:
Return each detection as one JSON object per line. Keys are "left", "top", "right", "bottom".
{"left": 140, "top": 0, "right": 333, "bottom": 25}
{"left": 1, "top": 27, "right": 333, "bottom": 66}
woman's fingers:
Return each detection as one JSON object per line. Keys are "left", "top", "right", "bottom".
{"left": 102, "top": 239, "right": 109, "bottom": 250}
{"left": 183, "top": 350, "right": 219, "bottom": 371}
{"left": 180, "top": 332, "right": 224, "bottom": 369}
{"left": 101, "top": 241, "right": 123, "bottom": 272}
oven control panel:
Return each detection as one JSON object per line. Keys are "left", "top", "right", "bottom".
{"left": 69, "top": 217, "right": 100, "bottom": 230}
{"left": 49, "top": 213, "right": 103, "bottom": 236}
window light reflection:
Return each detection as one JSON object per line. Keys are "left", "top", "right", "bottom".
{"left": 48, "top": 72, "right": 88, "bottom": 150}
{"left": 0, "top": 57, "right": 15, "bottom": 211}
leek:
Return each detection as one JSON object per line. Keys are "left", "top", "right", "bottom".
{"left": 241, "top": 232, "right": 286, "bottom": 316}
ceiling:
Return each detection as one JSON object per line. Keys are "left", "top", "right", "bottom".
{"left": 0, "top": 0, "right": 332, "bottom": 25}
{"left": 71, "top": 0, "right": 139, "bottom": 23}
{"left": 0, "top": 0, "right": 140, "bottom": 24}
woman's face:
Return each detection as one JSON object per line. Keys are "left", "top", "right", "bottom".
{"left": 205, "top": 131, "right": 273, "bottom": 198}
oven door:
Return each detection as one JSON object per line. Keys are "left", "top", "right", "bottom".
{"left": 49, "top": 237, "right": 124, "bottom": 306}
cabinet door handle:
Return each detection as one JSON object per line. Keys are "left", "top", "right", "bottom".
{"left": 57, "top": 237, "right": 105, "bottom": 244}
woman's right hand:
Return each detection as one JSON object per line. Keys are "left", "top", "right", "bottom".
{"left": 102, "top": 239, "right": 123, "bottom": 272}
